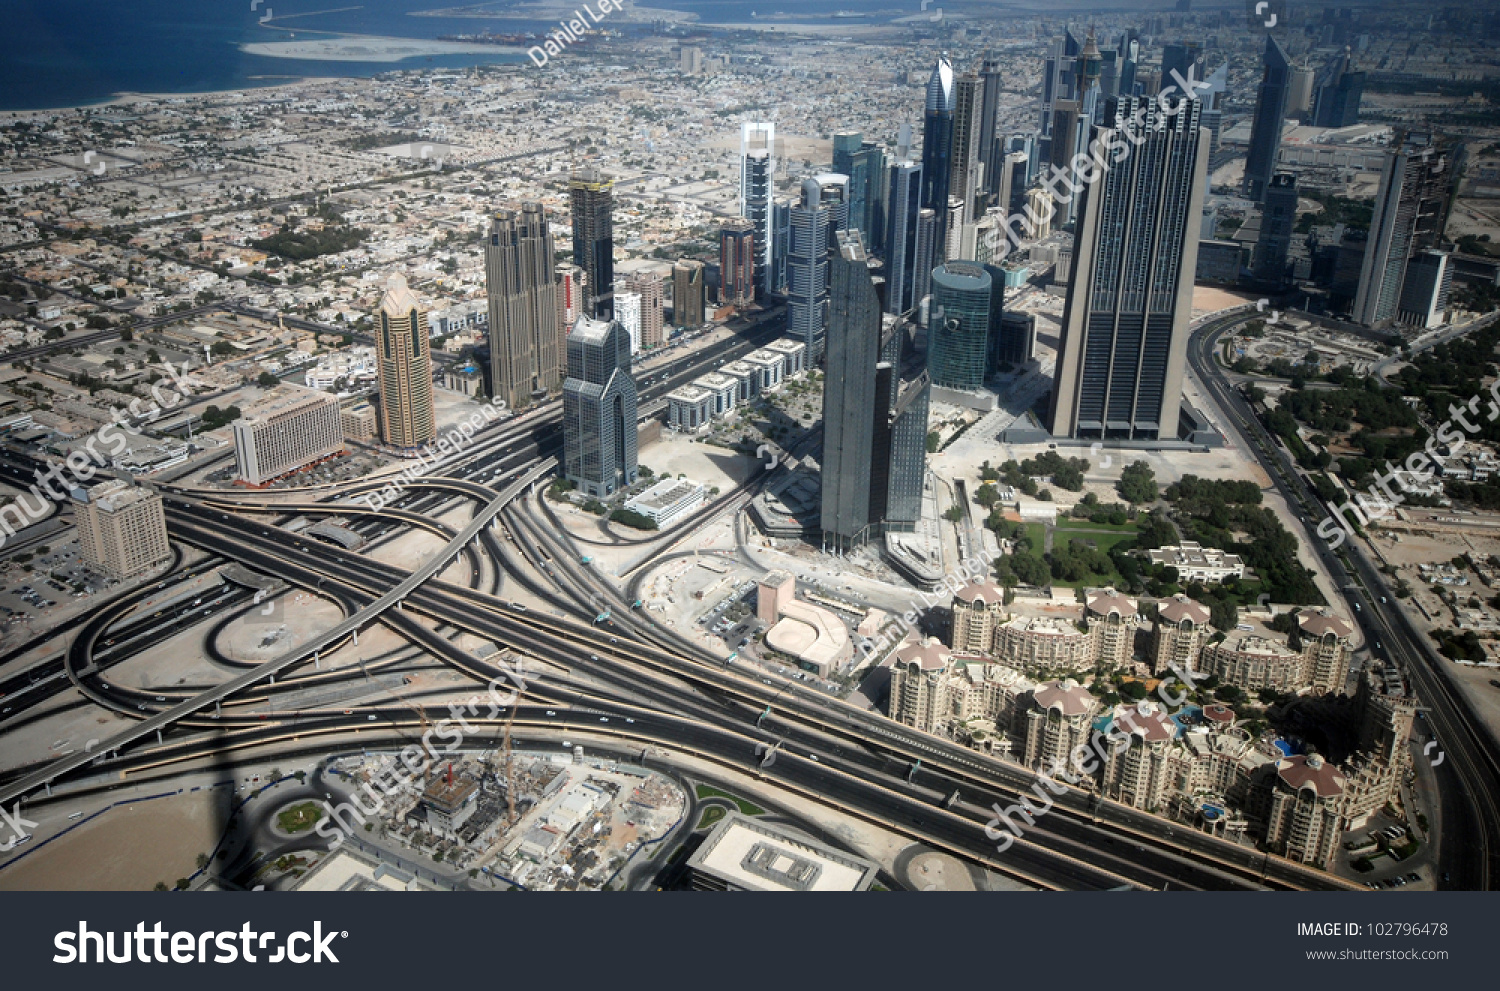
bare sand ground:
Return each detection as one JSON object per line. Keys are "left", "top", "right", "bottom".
{"left": 0, "top": 789, "right": 228, "bottom": 891}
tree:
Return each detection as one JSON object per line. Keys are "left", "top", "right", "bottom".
{"left": 926, "top": 431, "right": 941, "bottom": 453}
{"left": 1118, "top": 461, "right": 1158, "bottom": 504}
{"left": 943, "top": 504, "right": 965, "bottom": 522}
{"left": 257, "top": 371, "right": 278, "bottom": 388}
{"left": 974, "top": 482, "right": 1000, "bottom": 508}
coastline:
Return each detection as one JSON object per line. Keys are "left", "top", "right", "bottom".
{"left": 239, "top": 34, "right": 529, "bottom": 62}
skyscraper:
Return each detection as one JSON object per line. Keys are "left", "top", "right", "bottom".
{"left": 1253, "top": 173, "right": 1298, "bottom": 285}
{"left": 921, "top": 55, "right": 956, "bottom": 259}
{"left": 929, "top": 262, "right": 993, "bottom": 393}
{"left": 950, "top": 71, "right": 983, "bottom": 223}
{"left": 1050, "top": 94, "right": 1208, "bottom": 441}
{"left": 740, "top": 122, "right": 776, "bottom": 296}
{"left": 720, "top": 217, "right": 756, "bottom": 308}
{"left": 562, "top": 316, "right": 638, "bottom": 498}
{"left": 485, "top": 203, "right": 560, "bottom": 409}
{"left": 978, "top": 53, "right": 1005, "bottom": 210}
{"left": 672, "top": 258, "right": 706, "bottom": 329}
{"left": 556, "top": 262, "right": 587, "bottom": 342}
{"left": 821, "top": 230, "right": 930, "bottom": 551}
{"left": 1243, "top": 35, "right": 1292, "bottom": 203}
{"left": 833, "top": 132, "right": 886, "bottom": 252}
{"left": 624, "top": 271, "right": 665, "bottom": 348}
{"left": 1354, "top": 136, "right": 1457, "bottom": 327}
{"left": 1312, "top": 50, "right": 1365, "bottom": 128}
{"left": 788, "top": 175, "right": 848, "bottom": 361}
{"left": 771, "top": 195, "right": 791, "bottom": 295}
{"left": 883, "top": 157, "right": 925, "bottom": 315}
{"left": 73, "top": 480, "right": 170, "bottom": 580}
{"left": 569, "top": 166, "right": 614, "bottom": 318}
{"left": 1160, "top": 41, "right": 1204, "bottom": 93}
{"left": 374, "top": 274, "right": 435, "bottom": 450}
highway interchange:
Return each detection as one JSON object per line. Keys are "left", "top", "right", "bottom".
{"left": 1, "top": 306, "right": 1465, "bottom": 891}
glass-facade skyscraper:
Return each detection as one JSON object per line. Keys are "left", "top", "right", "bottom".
{"left": 929, "top": 262, "right": 992, "bottom": 392}
{"left": 740, "top": 122, "right": 775, "bottom": 297}
{"left": 821, "top": 230, "right": 930, "bottom": 551}
{"left": 833, "top": 131, "right": 886, "bottom": 253}
{"left": 374, "top": 274, "right": 435, "bottom": 451}
{"left": 883, "top": 158, "right": 925, "bottom": 315}
{"left": 562, "top": 316, "right": 638, "bottom": 498}
{"left": 1050, "top": 94, "right": 1208, "bottom": 441}
{"left": 569, "top": 166, "right": 614, "bottom": 318}
{"left": 920, "top": 55, "right": 955, "bottom": 260}
{"left": 788, "top": 175, "right": 848, "bottom": 362}
{"left": 1243, "top": 35, "right": 1292, "bottom": 203}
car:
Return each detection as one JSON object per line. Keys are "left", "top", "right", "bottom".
{"left": 367, "top": 714, "right": 377, "bottom": 721}
{"left": 625, "top": 717, "right": 634, "bottom": 724}
{"left": 137, "top": 703, "right": 147, "bottom": 710}
{"left": 1381, "top": 596, "right": 1387, "bottom": 603}
{"left": 342, "top": 710, "right": 352, "bottom": 715}
{"left": 600, "top": 717, "right": 609, "bottom": 723}
{"left": 67, "top": 812, "right": 84, "bottom": 820}
{"left": 1355, "top": 602, "right": 1361, "bottom": 611}
{"left": 546, "top": 710, "right": 556, "bottom": 716}
{"left": 1442, "top": 872, "right": 1451, "bottom": 883}
{"left": 1406, "top": 872, "right": 1420, "bottom": 882}
{"left": 1376, "top": 641, "right": 1383, "bottom": 650}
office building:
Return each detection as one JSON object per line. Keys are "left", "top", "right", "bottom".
{"left": 1398, "top": 250, "right": 1454, "bottom": 329}
{"left": 1243, "top": 36, "right": 1292, "bottom": 203}
{"left": 1049, "top": 94, "right": 1208, "bottom": 441}
{"left": 978, "top": 52, "right": 1006, "bottom": 210}
{"left": 993, "top": 310, "right": 1035, "bottom": 370}
{"left": 720, "top": 217, "right": 756, "bottom": 308}
{"left": 740, "top": 123, "right": 776, "bottom": 297}
{"left": 788, "top": 175, "right": 848, "bottom": 361}
{"left": 569, "top": 166, "right": 614, "bottom": 318}
{"left": 485, "top": 204, "right": 560, "bottom": 409}
{"left": 921, "top": 55, "right": 956, "bottom": 259}
{"left": 1253, "top": 173, "right": 1298, "bottom": 285}
{"left": 833, "top": 132, "right": 886, "bottom": 253}
{"left": 562, "top": 316, "right": 637, "bottom": 497}
{"left": 373, "top": 274, "right": 435, "bottom": 451}
{"left": 883, "top": 157, "right": 926, "bottom": 315}
{"left": 623, "top": 272, "right": 665, "bottom": 348}
{"left": 685, "top": 813, "right": 879, "bottom": 892}
{"left": 1312, "top": 51, "right": 1364, "bottom": 129}
{"left": 929, "top": 262, "right": 993, "bottom": 392}
{"left": 821, "top": 231, "right": 930, "bottom": 550}
{"left": 771, "top": 196, "right": 792, "bottom": 296}
{"left": 232, "top": 387, "right": 343, "bottom": 486}
{"left": 73, "top": 479, "right": 170, "bottom": 579}
{"left": 672, "top": 258, "right": 706, "bottom": 329}
{"left": 1355, "top": 136, "right": 1457, "bottom": 328}
{"left": 950, "top": 70, "right": 983, "bottom": 222}
{"left": 1161, "top": 41, "right": 1204, "bottom": 92}
{"left": 1288, "top": 66, "right": 1316, "bottom": 116}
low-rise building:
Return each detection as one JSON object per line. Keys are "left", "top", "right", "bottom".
{"left": 1198, "top": 634, "right": 1305, "bottom": 694}
{"left": 666, "top": 384, "right": 714, "bottom": 432}
{"left": 1146, "top": 541, "right": 1245, "bottom": 583}
{"left": 623, "top": 477, "right": 706, "bottom": 529}
{"left": 341, "top": 402, "right": 377, "bottom": 442}
{"left": 685, "top": 813, "right": 879, "bottom": 891}
{"left": 996, "top": 615, "right": 1094, "bottom": 671}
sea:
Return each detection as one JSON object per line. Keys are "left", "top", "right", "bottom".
{"left": 0, "top": 0, "right": 903, "bottom": 111}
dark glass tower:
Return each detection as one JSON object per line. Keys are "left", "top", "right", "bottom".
{"left": 740, "top": 124, "right": 775, "bottom": 297}
{"left": 883, "top": 158, "right": 925, "bottom": 315}
{"left": 978, "top": 53, "right": 1005, "bottom": 210}
{"left": 569, "top": 166, "right": 614, "bottom": 317}
{"left": 1253, "top": 173, "right": 1297, "bottom": 285}
{"left": 1050, "top": 94, "right": 1208, "bottom": 441}
{"left": 1243, "top": 36, "right": 1292, "bottom": 203}
{"left": 562, "top": 316, "right": 637, "bottom": 498}
{"left": 821, "top": 230, "right": 930, "bottom": 551}
{"left": 921, "top": 56, "right": 956, "bottom": 261}
{"left": 788, "top": 175, "right": 848, "bottom": 361}
{"left": 1312, "top": 51, "right": 1364, "bottom": 128}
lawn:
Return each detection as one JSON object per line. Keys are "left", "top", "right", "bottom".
{"left": 696, "top": 806, "right": 727, "bottom": 830}
{"left": 1054, "top": 518, "right": 1141, "bottom": 534}
{"left": 695, "top": 785, "right": 764, "bottom": 816}
{"left": 1054, "top": 529, "right": 1139, "bottom": 555}
{"left": 276, "top": 802, "right": 323, "bottom": 834}
{"left": 1022, "top": 523, "right": 1047, "bottom": 550}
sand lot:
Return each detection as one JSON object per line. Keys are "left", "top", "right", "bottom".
{"left": 0, "top": 789, "right": 228, "bottom": 891}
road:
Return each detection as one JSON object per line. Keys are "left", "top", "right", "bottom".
{"left": 1188, "top": 308, "right": 1500, "bottom": 890}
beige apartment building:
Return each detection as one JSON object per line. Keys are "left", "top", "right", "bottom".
{"left": 949, "top": 580, "right": 1007, "bottom": 653}
{"left": 374, "top": 274, "right": 436, "bottom": 451}
{"left": 73, "top": 479, "right": 170, "bottom": 579}
{"left": 1151, "top": 594, "right": 1212, "bottom": 676}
